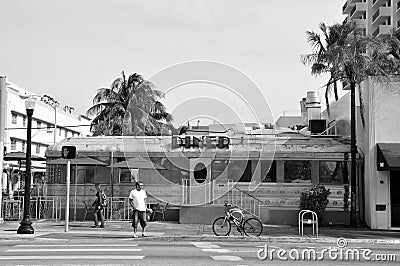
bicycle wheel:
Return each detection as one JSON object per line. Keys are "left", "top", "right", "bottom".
{"left": 212, "top": 217, "right": 231, "bottom": 236}
{"left": 243, "top": 217, "right": 263, "bottom": 237}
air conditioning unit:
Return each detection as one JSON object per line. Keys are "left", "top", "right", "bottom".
{"left": 309, "top": 119, "right": 326, "bottom": 134}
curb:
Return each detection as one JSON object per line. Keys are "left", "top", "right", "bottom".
{"left": 1, "top": 233, "right": 398, "bottom": 245}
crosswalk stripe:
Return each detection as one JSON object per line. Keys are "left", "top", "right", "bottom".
{"left": 201, "top": 249, "right": 230, "bottom": 253}
{"left": 15, "top": 244, "right": 139, "bottom": 247}
{"left": 211, "top": 255, "right": 243, "bottom": 261}
{"left": 191, "top": 242, "right": 220, "bottom": 249}
{"left": 0, "top": 255, "right": 145, "bottom": 260}
{"left": 7, "top": 248, "right": 142, "bottom": 252}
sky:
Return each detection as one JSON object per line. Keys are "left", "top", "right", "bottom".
{"left": 0, "top": 0, "right": 346, "bottom": 128}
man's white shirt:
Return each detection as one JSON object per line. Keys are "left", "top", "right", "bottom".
{"left": 129, "top": 189, "right": 147, "bottom": 211}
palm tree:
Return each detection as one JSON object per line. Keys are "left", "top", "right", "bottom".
{"left": 302, "top": 21, "right": 399, "bottom": 226}
{"left": 87, "top": 71, "right": 173, "bottom": 136}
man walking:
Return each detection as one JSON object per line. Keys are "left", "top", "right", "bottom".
{"left": 129, "top": 181, "right": 147, "bottom": 238}
{"left": 92, "top": 183, "right": 105, "bottom": 228}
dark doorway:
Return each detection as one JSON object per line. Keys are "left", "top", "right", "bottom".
{"left": 390, "top": 171, "right": 400, "bottom": 227}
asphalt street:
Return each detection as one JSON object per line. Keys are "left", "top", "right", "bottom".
{"left": 0, "top": 239, "right": 398, "bottom": 265}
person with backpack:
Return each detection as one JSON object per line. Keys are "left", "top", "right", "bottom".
{"left": 92, "top": 183, "right": 106, "bottom": 228}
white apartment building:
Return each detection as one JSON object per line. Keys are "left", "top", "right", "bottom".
{"left": 342, "top": 0, "right": 400, "bottom": 37}
{"left": 2, "top": 78, "right": 92, "bottom": 168}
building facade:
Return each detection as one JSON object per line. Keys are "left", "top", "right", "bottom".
{"left": 0, "top": 77, "right": 92, "bottom": 201}
{"left": 341, "top": 0, "right": 400, "bottom": 230}
{"left": 342, "top": 0, "right": 400, "bottom": 37}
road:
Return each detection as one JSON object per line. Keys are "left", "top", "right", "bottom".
{"left": 0, "top": 239, "right": 398, "bottom": 265}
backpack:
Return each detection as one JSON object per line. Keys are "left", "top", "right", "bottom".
{"left": 100, "top": 191, "right": 107, "bottom": 207}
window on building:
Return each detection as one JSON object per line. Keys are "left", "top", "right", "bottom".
{"left": 262, "top": 161, "right": 276, "bottom": 182}
{"left": 12, "top": 113, "right": 17, "bottom": 124}
{"left": 22, "top": 141, "right": 26, "bottom": 153}
{"left": 22, "top": 117, "right": 26, "bottom": 127}
{"left": 36, "top": 144, "right": 40, "bottom": 154}
{"left": 37, "top": 121, "right": 41, "bottom": 129}
{"left": 11, "top": 139, "right": 16, "bottom": 150}
{"left": 85, "top": 166, "right": 95, "bottom": 183}
{"left": 228, "top": 160, "right": 252, "bottom": 182}
{"left": 284, "top": 160, "right": 311, "bottom": 183}
{"left": 119, "top": 169, "right": 135, "bottom": 183}
{"left": 65, "top": 129, "right": 68, "bottom": 138}
{"left": 212, "top": 160, "right": 228, "bottom": 180}
{"left": 319, "top": 161, "right": 346, "bottom": 185}
{"left": 59, "top": 128, "right": 62, "bottom": 136}
{"left": 47, "top": 123, "right": 52, "bottom": 131}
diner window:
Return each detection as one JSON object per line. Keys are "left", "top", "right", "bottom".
{"left": 37, "top": 121, "right": 41, "bottom": 129}
{"left": 284, "top": 160, "right": 311, "bottom": 183}
{"left": 85, "top": 166, "right": 95, "bottom": 183}
{"left": 11, "top": 139, "right": 16, "bottom": 150}
{"left": 59, "top": 128, "right": 62, "bottom": 136}
{"left": 262, "top": 161, "right": 276, "bottom": 182}
{"left": 23, "top": 117, "right": 26, "bottom": 127}
{"left": 65, "top": 129, "right": 68, "bottom": 138}
{"left": 119, "top": 169, "right": 135, "bottom": 183}
{"left": 212, "top": 160, "right": 228, "bottom": 179}
{"left": 319, "top": 161, "right": 346, "bottom": 184}
{"left": 47, "top": 124, "right": 52, "bottom": 131}
{"left": 36, "top": 144, "right": 40, "bottom": 154}
{"left": 228, "top": 160, "right": 252, "bottom": 182}
{"left": 12, "top": 113, "right": 17, "bottom": 124}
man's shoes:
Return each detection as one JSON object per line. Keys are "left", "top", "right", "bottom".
{"left": 91, "top": 225, "right": 99, "bottom": 228}
{"left": 132, "top": 233, "right": 138, "bottom": 238}
{"left": 99, "top": 225, "right": 105, "bottom": 228}
{"left": 142, "top": 233, "right": 147, "bottom": 237}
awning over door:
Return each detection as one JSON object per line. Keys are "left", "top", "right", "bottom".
{"left": 377, "top": 143, "right": 400, "bottom": 171}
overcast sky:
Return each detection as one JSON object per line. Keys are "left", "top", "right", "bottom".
{"left": 0, "top": 0, "right": 345, "bottom": 127}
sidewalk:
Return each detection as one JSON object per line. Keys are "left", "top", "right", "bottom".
{"left": 0, "top": 220, "right": 399, "bottom": 244}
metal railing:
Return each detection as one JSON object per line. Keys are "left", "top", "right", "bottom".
{"left": 227, "top": 186, "right": 263, "bottom": 218}
{"left": 1, "top": 196, "right": 62, "bottom": 221}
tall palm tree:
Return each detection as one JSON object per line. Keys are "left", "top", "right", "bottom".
{"left": 87, "top": 71, "right": 173, "bottom": 136}
{"left": 302, "top": 21, "right": 399, "bottom": 226}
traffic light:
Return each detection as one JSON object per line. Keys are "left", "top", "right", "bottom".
{"left": 61, "top": 146, "right": 76, "bottom": 159}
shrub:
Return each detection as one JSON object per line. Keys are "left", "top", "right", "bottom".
{"left": 300, "top": 184, "right": 331, "bottom": 217}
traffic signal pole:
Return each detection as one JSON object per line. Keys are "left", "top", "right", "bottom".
{"left": 65, "top": 159, "right": 71, "bottom": 232}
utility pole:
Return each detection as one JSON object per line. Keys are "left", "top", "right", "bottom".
{"left": 41, "top": 95, "right": 59, "bottom": 144}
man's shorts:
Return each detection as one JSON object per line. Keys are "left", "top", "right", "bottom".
{"left": 132, "top": 210, "right": 147, "bottom": 229}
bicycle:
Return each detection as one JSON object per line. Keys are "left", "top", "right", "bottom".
{"left": 212, "top": 203, "right": 263, "bottom": 237}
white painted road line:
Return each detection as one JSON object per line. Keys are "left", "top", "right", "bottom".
{"left": 191, "top": 242, "right": 220, "bottom": 249}
{"left": 211, "top": 255, "right": 243, "bottom": 261}
{"left": 15, "top": 244, "right": 139, "bottom": 247}
{"left": 0, "top": 255, "right": 145, "bottom": 260}
{"left": 7, "top": 248, "right": 142, "bottom": 253}
{"left": 201, "top": 249, "right": 230, "bottom": 253}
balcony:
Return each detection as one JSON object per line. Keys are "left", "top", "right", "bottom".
{"left": 372, "top": 24, "right": 392, "bottom": 38}
{"left": 353, "top": 18, "right": 367, "bottom": 28}
{"left": 343, "top": 1, "right": 355, "bottom": 14}
{"left": 372, "top": 6, "right": 392, "bottom": 24}
{"left": 350, "top": 2, "right": 367, "bottom": 19}
{"left": 373, "top": 0, "right": 389, "bottom": 8}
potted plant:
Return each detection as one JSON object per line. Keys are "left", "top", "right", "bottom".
{"left": 300, "top": 184, "right": 331, "bottom": 225}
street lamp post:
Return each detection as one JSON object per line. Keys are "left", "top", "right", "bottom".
{"left": 17, "top": 96, "right": 35, "bottom": 234}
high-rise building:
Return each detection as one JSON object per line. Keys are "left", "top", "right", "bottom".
{"left": 342, "top": 0, "right": 399, "bottom": 37}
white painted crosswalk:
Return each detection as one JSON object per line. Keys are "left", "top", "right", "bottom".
{"left": 191, "top": 242, "right": 244, "bottom": 261}
{"left": 0, "top": 243, "right": 145, "bottom": 261}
